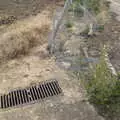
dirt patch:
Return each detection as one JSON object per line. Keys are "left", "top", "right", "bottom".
{"left": 0, "top": 48, "right": 104, "bottom": 120}
{"left": 0, "top": 0, "right": 61, "bottom": 20}
{"left": 0, "top": 0, "right": 65, "bottom": 63}
{"left": 86, "top": 17, "right": 120, "bottom": 71}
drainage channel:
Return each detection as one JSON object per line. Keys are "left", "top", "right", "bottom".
{"left": 0, "top": 80, "right": 62, "bottom": 109}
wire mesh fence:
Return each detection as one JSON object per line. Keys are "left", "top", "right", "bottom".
{"left": 47, "top": 0, "right": 100, "bottom": 71}
{"left": 48, "top": 0, "right": 98, "bottom": 54}
{"left": 48, "top": 0, "right": 72, "bottom": 54}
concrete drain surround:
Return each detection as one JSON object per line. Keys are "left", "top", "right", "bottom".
{"left": 0, "top": 80, "right": 62, "bottom": 109}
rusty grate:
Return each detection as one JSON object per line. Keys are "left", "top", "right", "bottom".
{"left": 0, "top": 80, "right": 62, "bottom": 109}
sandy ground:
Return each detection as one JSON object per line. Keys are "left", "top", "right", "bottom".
{"left": 0, "top": 0, "right": 115, "bottom": 120}
{"left": 108, "top": 0, "right": 120, "bottom": 21}
{"left": 0, "top": 43, "right": 105, "bottom": 120}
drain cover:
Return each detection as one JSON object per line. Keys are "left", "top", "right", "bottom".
{"left": 0, "top": 80, "right": 62, "bottom": 109}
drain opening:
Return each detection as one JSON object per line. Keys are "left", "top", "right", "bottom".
{"left": 0, "top": 80, "right": 62, "bottom": 109}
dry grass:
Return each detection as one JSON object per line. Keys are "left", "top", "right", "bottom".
{"left": 96, "top": 1, "right": 110, "bottom": 24}
{"left": 0, "top": 10, "right": 51, "bottom": 63}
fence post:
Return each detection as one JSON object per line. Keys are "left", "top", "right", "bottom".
{"left": 48, "top": 0, "right": 72, "bottom": 54}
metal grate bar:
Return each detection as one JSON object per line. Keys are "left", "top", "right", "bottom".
{"left": 0, "top": 80, "right": 62, "bottom": 109}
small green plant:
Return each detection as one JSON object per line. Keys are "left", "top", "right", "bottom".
{"left": 65, "top": 21, "right": 73, "bottom": 28}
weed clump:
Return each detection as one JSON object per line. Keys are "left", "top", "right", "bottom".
{"left": 65, "top": 21, "right": 73, "bottom": 28}
{"left": 85, "top": 49, "right": 120, "bottom": 118}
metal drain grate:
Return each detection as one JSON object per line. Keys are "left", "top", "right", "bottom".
{"left": 0, "top": 80, "right": 62, "bottom": 109}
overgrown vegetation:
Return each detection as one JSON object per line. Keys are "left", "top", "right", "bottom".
{"left": 76, "top": 49, "right": 120, "bottom": 118}
{"left": 87, "top": 50, "right": 120, "bottom": 118}
{"left": 69, "top": 0, "right": 102, "bottom": 17}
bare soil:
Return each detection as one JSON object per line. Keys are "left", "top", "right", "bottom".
{"left": 0, "top": 0, "right": 60, "bottom": 19}
{"left": 0, "top": 1, "right": 106, "bottom": 120}
{"left": 1, "top": 0, "right": 120, "bottom": 120}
